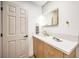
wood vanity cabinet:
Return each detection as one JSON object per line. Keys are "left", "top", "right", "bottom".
{"left": 33, "top": 36, "right": 76, "bottom": 58}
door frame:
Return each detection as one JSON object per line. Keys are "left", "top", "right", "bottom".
{"left": 0, "top": 1, "right": 3, "bottom": 58}
{"left": 0, "top": 1, "right": 1, "bottom": 57}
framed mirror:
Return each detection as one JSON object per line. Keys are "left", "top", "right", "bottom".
{"left": 43, "top": 8, "right": 59, "bottom": 27}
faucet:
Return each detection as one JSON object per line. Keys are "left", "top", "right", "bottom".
{"left": 53, "top": 37, "right": 62, "bottom": 42}
{"left": 42, "top": 31, "right": 49, "bottom": 36}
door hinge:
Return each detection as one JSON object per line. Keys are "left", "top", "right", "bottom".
{"left": 1, "top": 7, "right": 3, "bottom": 11}
{"left": 0, "top": 33, "right": 3, "bottom": 37}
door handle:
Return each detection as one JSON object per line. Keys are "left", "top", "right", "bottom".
{"left": 24, "top": 35, "right": 28, "bottom": 37}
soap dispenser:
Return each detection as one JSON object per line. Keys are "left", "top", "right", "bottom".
{"left": 36, "top": 23, "right": 39, "bottom": 34}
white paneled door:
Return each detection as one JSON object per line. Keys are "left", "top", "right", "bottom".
{"left": 3, "top": 2, "right": 28, "bottom": 57}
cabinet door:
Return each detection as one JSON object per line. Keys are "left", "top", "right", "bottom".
{"left": 43, "top": 43, "right": 49, "bottom": 58}
{"left": 44, "top": 43, "right": 63, "bottom": 58}
{"left": 37, "top": 39, "right": 44, "bottom": 58}
{"left": 33, "top": 37, "right": 44, "bottom": 58}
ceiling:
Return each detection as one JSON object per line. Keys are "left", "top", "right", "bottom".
{"left": 32, "top": 1, "right": 48, "bottom": 7}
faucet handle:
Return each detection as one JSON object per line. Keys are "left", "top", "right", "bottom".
{"left": 43, "top": 31, "right": 49, "bottom": 36}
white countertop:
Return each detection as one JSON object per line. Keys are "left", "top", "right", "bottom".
{"left": 33, "top": 34, "right": 78, "bottom": 55}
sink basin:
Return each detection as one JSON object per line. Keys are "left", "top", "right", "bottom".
{"left": 37, "top": 34, "right": 62, "bottom": 42}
